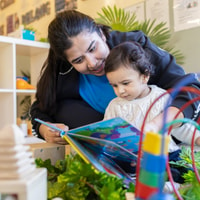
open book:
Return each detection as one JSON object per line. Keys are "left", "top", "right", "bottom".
{"left": 35, "top": 117, "right": 141, "bottom": 185}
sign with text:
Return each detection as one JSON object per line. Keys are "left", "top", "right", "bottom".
{"left": 0, "top": 1, "right": 51, "bottom": 37}
{"left": 0, "top": 0, "right": 15, "bottom": 10}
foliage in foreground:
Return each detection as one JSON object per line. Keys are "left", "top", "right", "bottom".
{"left": 169, "top": 146, "right": 200, "bottom": 200}
{"left": 35, "top": 153, "right": 135, "bottom": 200}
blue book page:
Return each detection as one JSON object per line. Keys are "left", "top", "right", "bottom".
{"left": 67, "top": 133, "right": 138, "bottom": 162}
{"left": 64, "top": 133, "right": 136, "bottom": 185}
{"left": 66, "top": 117, "right": 141, "bottom": 184}
{"left": 68, "top": 117, "right": 141, "bottom": 153}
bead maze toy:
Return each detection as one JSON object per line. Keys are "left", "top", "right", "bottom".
{"left": 135, "top": 73, "right": 200, "bottom": 200}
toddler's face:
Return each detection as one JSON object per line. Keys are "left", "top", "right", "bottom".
{"left": 106, "top": 66, "right": 149, "bottom": 101}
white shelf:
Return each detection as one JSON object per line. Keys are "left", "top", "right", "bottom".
{"left": 17, "top": 89, "right": 36, "bottom": 94}
{"left": 0, "top": 36, "right": 49, "bottom": 129}
{"left": 0, "top": 89, "right": 14, "bottom": 93}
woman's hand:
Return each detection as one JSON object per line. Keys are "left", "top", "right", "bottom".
{"left": 39, "top": 123, "right": 69, "bottom": 144}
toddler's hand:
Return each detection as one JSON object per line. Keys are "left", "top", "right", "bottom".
{"left": 144, "top": 122, "right": 160, "bottom": 134}
{"left": 195, "top": 136, "right": 200, "bottom": 146}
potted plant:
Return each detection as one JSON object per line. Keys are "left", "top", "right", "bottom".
{"left": 95, "top": 5, "right": 184, "bottom": 65}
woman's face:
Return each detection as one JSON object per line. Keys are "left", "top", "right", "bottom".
{"left": 64, "top": 30, "right": 110, "bottom": 76}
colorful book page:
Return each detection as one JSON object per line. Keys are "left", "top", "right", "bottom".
{"left": 68, "top": 117, "right": 141, "bottom": 153}
{"left": 63, "top": 133, "right": 136, "bottom": 185}
{"left": 35, "top": 117, "right": 140, "bottom": 185}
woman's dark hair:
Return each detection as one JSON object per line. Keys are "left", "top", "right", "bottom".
{"left": 36, "top": 10, "right": 110, "bottom": 113}
{"left": 104, "top": 41, "right": 154, "bottom": 76}
{"left": 48, "top": 10, "right": 108, "bottom": 58}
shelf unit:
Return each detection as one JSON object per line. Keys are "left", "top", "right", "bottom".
{"left": 0, "top": 35, "right": 49, "bottom": 129}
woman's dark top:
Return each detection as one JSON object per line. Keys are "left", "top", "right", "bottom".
{"left": 30, "top": 30, "right": 200, "bottom": 138}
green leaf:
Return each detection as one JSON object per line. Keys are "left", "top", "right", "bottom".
{"left": 169, "top": 146, "right": 200, "bottom": 200}
{"left": 35, "top": 153, "right": 131, "bottom": 199}
{"left": 95, "top": 5, "right": 185, "bottom": 65}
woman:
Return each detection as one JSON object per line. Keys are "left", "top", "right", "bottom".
{"left": 30, "top": 10, "right": 200, "bottom": 144}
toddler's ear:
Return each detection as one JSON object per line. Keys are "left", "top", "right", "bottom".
{"left": 142, "top": 75, "right": 150, "bottom": 83}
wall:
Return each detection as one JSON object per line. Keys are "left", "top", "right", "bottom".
{"left": 168, "top": 0, "right": 200, "bottom": 74}
{"left": 0, "top": 0, "right": 142, "bottom": 40}
{"left": 173, "top": 28, "right": 200, "bottom": 74}
{"left": 0, "top": 0, "right": 55, "bottom": 39}
{"left": 77, "top": 0, "right": 142, "bottom": 18}
{"left": 0, "top": 0, "right": 55, "bottom": 40}
{"left": 0, "top": 0, "right": 199, "bottom": 73}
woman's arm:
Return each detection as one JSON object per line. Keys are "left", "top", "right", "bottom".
{"left": 108, "top": 30, "right": 200, "bottom": 121}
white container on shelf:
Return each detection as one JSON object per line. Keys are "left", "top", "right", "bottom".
{"left": 20, "top": 116, "right": 28, "bottom": 137}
